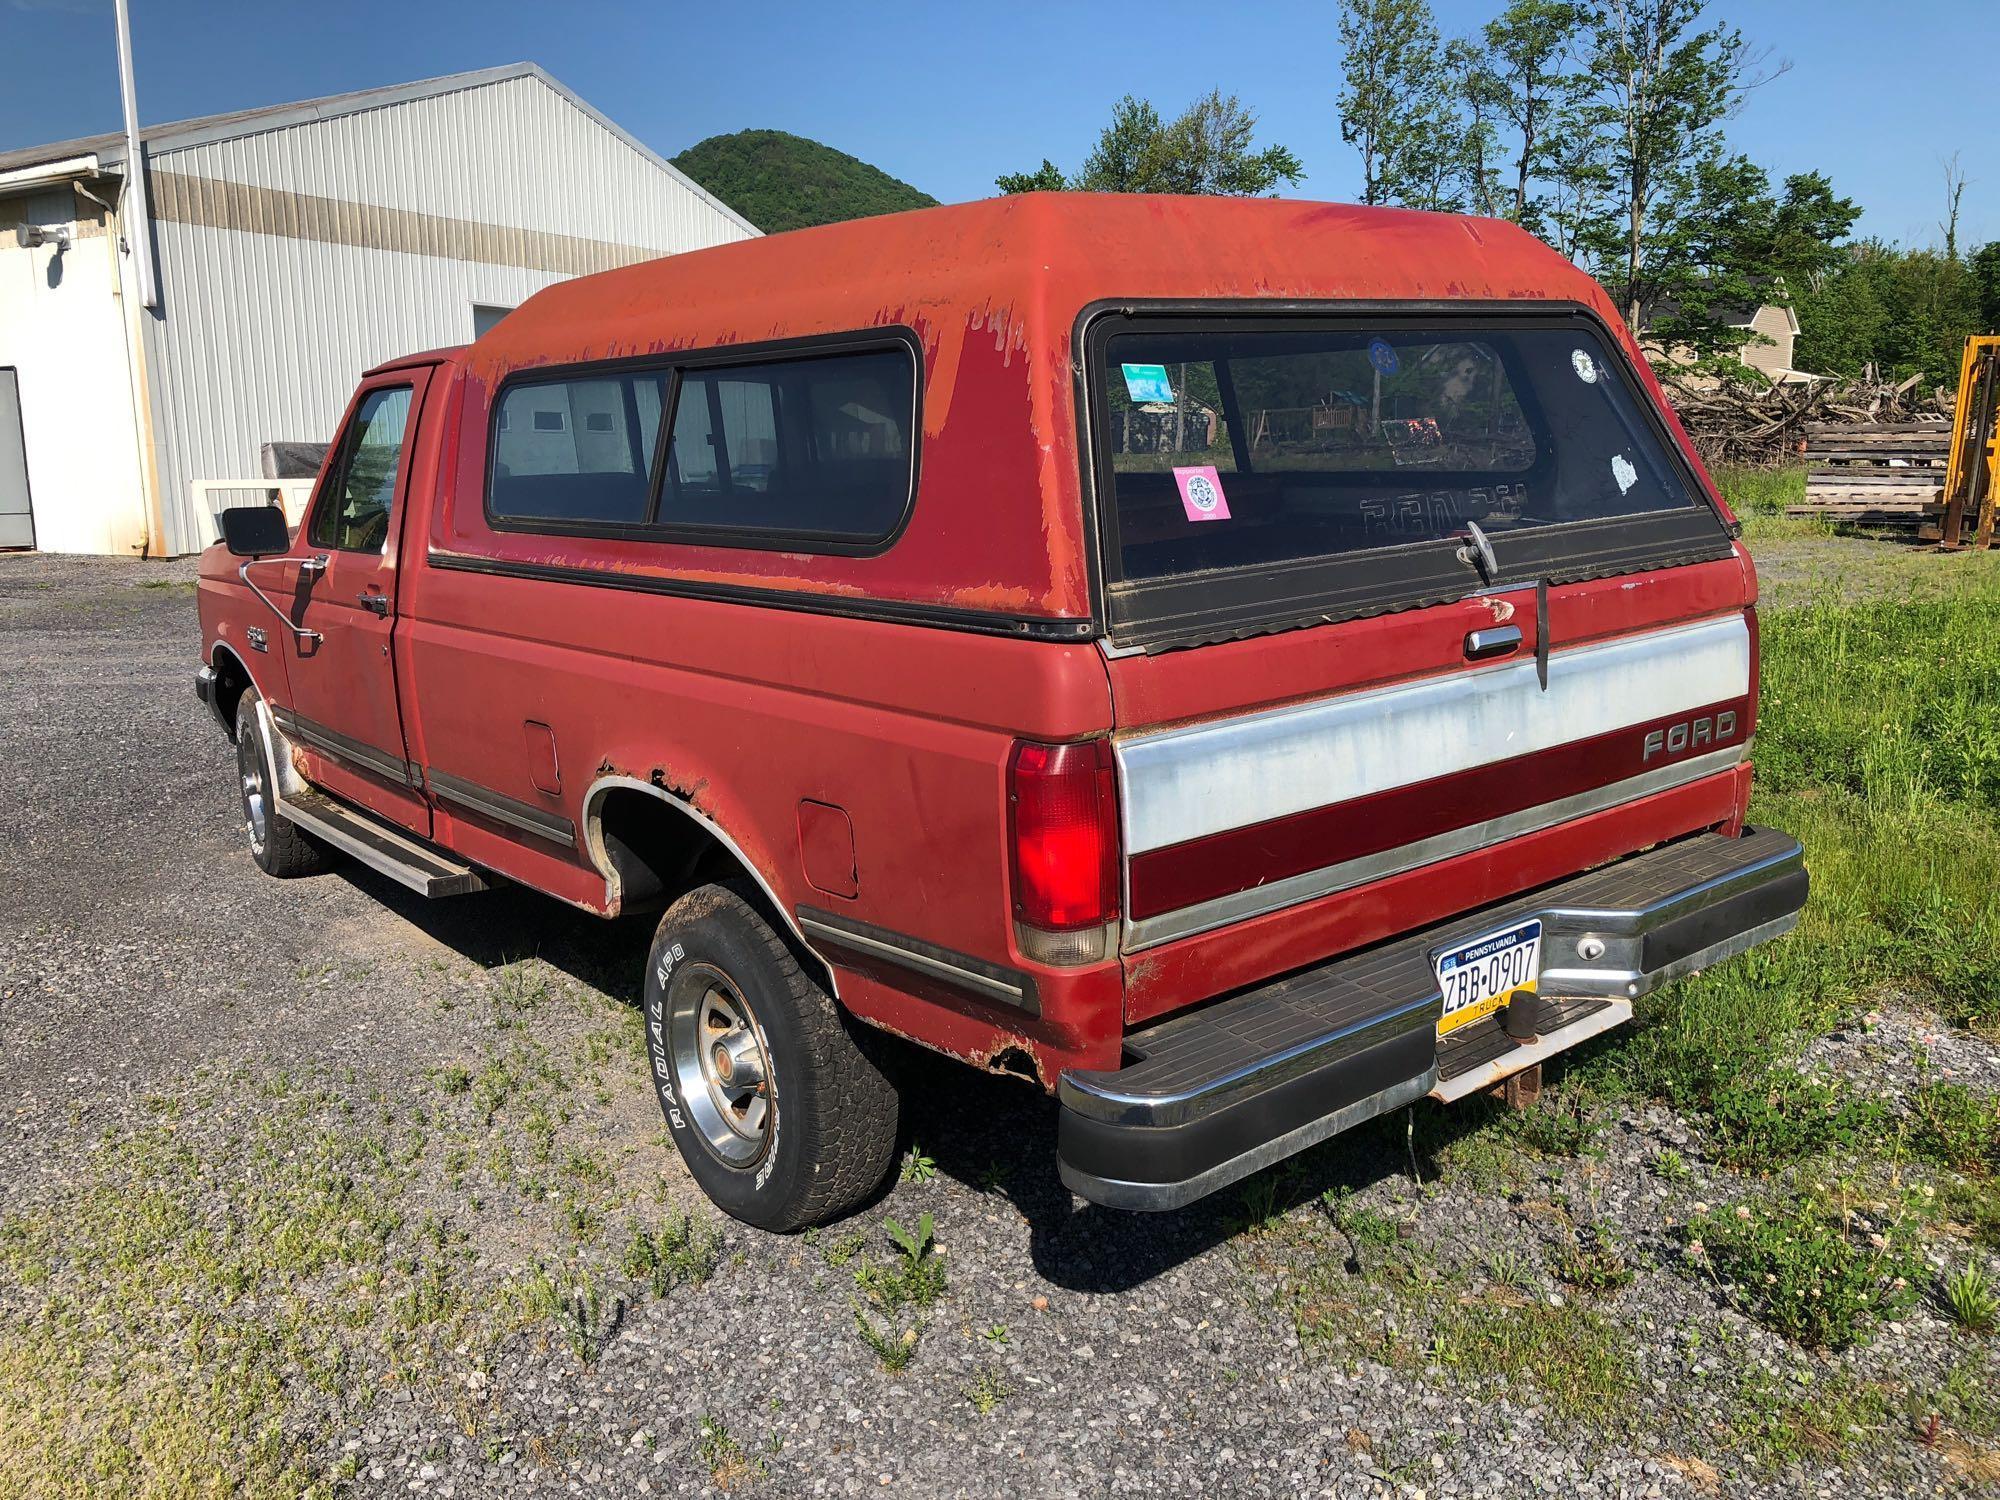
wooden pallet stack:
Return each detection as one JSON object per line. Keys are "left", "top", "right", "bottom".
{"left": 1790, "top": 421, "right": 1950, "bottom": 531}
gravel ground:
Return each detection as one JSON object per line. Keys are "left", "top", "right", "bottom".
{"left": 1, "top": 551, "right": 1995, "bottom": 1500}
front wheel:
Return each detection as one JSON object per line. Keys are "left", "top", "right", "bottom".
{"left": 234, "top": 689, "right": 331, "bottom": 878}
{"left": 644, "top": 882, "right": 900, "bottom": 1231}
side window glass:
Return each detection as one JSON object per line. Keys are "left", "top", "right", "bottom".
{"left": 489, "top": 372, "right": 667, "bottom": 525}
{"left": 661, "top": 349, "right": 913, "bottom": 544}
{"left": 310, "top": 385, "right": 413, "bottom": 552}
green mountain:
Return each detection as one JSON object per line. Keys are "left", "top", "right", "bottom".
{"left": 670, "top": 129, "right": 938, "bottom": 235}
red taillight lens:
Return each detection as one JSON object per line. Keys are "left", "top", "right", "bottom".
{"left": 1008, "top": 738, "right": 1120, "bottom": 934}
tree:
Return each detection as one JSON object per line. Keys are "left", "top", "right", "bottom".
{"left": 1939, "top": 153, "right": 1971, "bottom": 261}
{"left": 1578, "top": 0, "right": 1787, "bottom": 339}
{"left": 1336, "top": 0, "right": 1451, "bottom": 206}
{"left": 1766, "top": 171, "right": 1861, "bottom": 292}
{"left": 1482, "top": 0, "right": 1589, "bottom": 225}
{"left": 1972, "top": 241, "right": 2000, "bottom": 334}
{"left": 995, "top": 92, "right": 1301, "bottom": 197}
{"left": 1445, "top": 36, "right": 1507, "bottom": 217}
{"left": 993, "top": 159, "right": 1066, "bottom": 195}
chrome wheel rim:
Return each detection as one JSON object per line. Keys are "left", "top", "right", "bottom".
{"left": 667, "top": 963, "right": 773, "bottom": 1167}
{"left": 238, "top": 724, "right": 269, "bottom": 853}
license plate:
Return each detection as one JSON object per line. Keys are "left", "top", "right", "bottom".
{"left": 1434, "top": 919, "right": 1542, "bottom": 1037}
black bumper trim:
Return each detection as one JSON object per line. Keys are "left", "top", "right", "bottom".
{"left": 1058, "top": 826, "right": 1807, "bottom": 1211}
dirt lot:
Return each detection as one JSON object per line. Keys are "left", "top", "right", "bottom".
{"left": 1, "top": 547, "right": 1996, "bottom": 1499}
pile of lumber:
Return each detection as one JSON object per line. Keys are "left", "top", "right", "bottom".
{"left": 1792, "top": 420, "right": 1949, "bottom": 531}
{"left": 1664, "top": 366, "right": 1951, "bottom": 470}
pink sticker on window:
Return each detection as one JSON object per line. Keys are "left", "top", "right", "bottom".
{"left": 1174, "top": 465, "right": 1231, "bottom": 523}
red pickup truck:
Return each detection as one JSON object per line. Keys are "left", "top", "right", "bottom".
{"left": 196, "top": 194, "right": 1806, "bottom": 1230}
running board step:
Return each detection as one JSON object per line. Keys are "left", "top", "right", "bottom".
{"left": 278, "top": 787, "right": 490, "bottom": 897}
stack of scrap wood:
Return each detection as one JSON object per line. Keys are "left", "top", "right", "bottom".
{"left": 1793, "top": 420, "right": 1949, "bottom": 530}
{"left": 1663, "top": 367, "right": 1952, "bottom": 471}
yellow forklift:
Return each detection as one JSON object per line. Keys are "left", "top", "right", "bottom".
{"left": 1939, "top": 334, "right": 2000, "bottom": 549}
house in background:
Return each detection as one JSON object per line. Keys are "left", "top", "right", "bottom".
{"left": 1642, "top": 283, "right": 1817, "bottom": 387}
{"left": 0, "top": 63, "right": 756, "bottom": 556}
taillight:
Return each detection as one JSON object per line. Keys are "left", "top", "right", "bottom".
{"left": 1008, "top": 738, "right": 1120, "bottom": 965}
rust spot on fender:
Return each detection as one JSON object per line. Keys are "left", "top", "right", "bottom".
{"left": 646, "top": 766, "right": 713, "bottom": 814}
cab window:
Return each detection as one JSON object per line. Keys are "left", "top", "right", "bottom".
{"left": 310, "top": 385, "right": 413, "bottom": 552}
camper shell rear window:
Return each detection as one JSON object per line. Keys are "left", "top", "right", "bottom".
{"left": 1085, "top": 307, "right": 1734, "bottom": 650}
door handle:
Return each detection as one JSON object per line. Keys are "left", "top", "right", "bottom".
{"left": 357, "top": 591, "right": 389, "bottom": 616}
{"left": 1464, "top": 624, "right": 1522, "bottom": 660}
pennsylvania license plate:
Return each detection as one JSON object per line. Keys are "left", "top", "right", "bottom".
{"left": 1434, "top": 919, "right": 1543, "bottom": 1037}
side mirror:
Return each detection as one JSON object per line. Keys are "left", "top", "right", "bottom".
{"left": 219, "top": 505, "right": 291, "bottom": 557}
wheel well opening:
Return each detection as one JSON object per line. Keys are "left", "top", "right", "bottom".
{"left": 594, "top": 786, "right": 714, "bottom": 913}
{"left": 591, "top": 785, "right": 838, "bottom": 996}
{"left": 209, "top": 648, "right": 253, "bottom": 740}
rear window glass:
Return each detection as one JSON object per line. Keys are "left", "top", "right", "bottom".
{"left": 1096, "top": 324, "right": 1702, "bottom": 583}
{"left": 661, "top": 350, "right": 914, "bottom": 544}
{"left": 491, "top": 373, "right": 667, "bottom": 525}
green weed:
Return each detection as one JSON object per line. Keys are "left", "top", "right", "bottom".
{"left": 621, "top": 1213, "right": 722, "bottom": 1297}
{"left": 1940, "top": 1263, "right": 1999, "bottom": 1335}
{"left": 1682, "top": 1191, "right": 1923, "bottom": 1349}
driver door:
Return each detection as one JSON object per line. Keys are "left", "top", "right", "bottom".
{"left": 282, "top": 370, "right": 433, "bottom": 833}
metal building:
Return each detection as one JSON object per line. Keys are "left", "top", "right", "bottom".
{"left": 0, "top": 63, "right": 757, "bottom": 556}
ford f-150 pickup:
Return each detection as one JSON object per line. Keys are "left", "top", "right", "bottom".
{"left": 196, "top": 194, "right": 1807, "bottom": 1230}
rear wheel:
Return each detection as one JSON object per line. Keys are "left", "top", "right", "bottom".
{"left": 234, "top": 689, "right": 331, "bottom": 878}
{"left": 644, "top": 881, "right": 900, "bottom": 1231}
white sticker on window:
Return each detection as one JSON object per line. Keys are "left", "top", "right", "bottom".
{"left": 1571, "top": 348, "right": 1598, "bottom": 384}
{"left": 1611, "top": 453, "right": 1638, "bottom": 494}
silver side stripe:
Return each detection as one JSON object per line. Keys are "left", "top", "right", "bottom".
{"left": 1125, "top": 745, "right": 1746, "bottom": 950}
{"left": 1117, "top": 613, "right": 1751, "bottom": 857}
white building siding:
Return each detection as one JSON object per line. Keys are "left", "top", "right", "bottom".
{"left": 0, "top": 189, "right": 149, "bottom": 555}
{"left": 143, "top": 221, "right": 587, "bottom": 555}
{"left": 132, "top": 70, "right": 753, "bottom": 555}
{"left": 163, "top": 75, "right": 746, "bottom": 249}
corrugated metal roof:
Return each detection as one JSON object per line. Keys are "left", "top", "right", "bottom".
{"left": 0, "top": 62, "right": 756, "bottom": 236}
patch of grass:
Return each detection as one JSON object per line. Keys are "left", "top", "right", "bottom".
{"left": 1909, "top": 1082, "right": 2000, "bottom": 1174}
{"left": 1725, "top": 1366, "right": 1892, "bottom": 1470}
{"left": 694, "top": 1413, "right": 763, "bottom": 1490}
{"left": 962, "top": 1366, "right": 1010, "bottom": 1415}
{"left": 1682, "top": 1189, "right": 1923, "bottom": 1349}
{"left": 1942, "top": 1176, "right": 2000, "bottom": 1249}
{"left": 1707, "top": 1068, "right": 1888, "bottom": 1170}
{"left": 1575, "top": 572, "right": 2000, "bottom": 1158}
{"left": 1502, "top": 1086, "right": 1603, "bottom": 1157}
{"left": 819, "top": 1230, "right": 866, "bottom": 1268}
{"left": 1713, "top": 463, "right": 1805, "bottom": 519}
{"left": 1650, "top": 1146, "right": 1692, "bottom": 1183}
{"left": 1322, "top": 1194, "right": 1405, "bottom": 1264}
{"left": 621, "top": 1213, "right": 722, "bottom": 1297}
{"left": 0, "top": 1085, "right": 461, "bottom": 1499}
{"left": 1428, "top": 1297, "right": 1636, "bottom": 1420}
{"left": 519, "top": 1264, "right": 625, "bottom": 1364}
{"left": 1551, "top": 1228, "right": 1634, "bottom": 1297}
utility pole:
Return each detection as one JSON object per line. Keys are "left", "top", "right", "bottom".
{"left": 114, "top": 0, "right": 160, "bottom": 310}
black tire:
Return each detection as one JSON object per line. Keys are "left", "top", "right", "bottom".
{"left": 644, "top": 881, "right": 900, "bottom": 1232}
{"left": 234, "top": 689, "right": 332, "bottom": 878}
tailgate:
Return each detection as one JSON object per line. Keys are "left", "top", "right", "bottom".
{"left": 1079, "top": 306, "right": 1750, "bottom": 1020}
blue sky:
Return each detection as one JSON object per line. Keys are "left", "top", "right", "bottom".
{"left": 5, "top": 0, "right": 1994, "bottom": 248}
